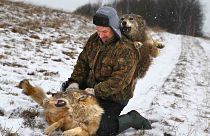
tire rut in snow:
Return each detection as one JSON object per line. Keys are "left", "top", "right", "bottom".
{"left": 148, "top": 36, "right": 210, "bottom": 135}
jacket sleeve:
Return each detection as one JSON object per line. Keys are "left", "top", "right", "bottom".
{"left": 94, "top": 46, "right": 139, "bottom": 99}
{"left": 68, "top": 40, "right": 90, "bottom": 87}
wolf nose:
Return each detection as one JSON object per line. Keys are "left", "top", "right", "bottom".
{"left": 122, "top": 21, "right": 127, "bottom": 26}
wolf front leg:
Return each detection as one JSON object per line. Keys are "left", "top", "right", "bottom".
{"left": 17, "top": 79, "right": 47, "bottom": 107}
{"left": 44, "top": 118, "right": 65, "bottom": 135}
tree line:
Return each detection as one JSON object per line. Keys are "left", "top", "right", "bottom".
{"left": 74, "top": 0, "right": 204, "bottom": 36}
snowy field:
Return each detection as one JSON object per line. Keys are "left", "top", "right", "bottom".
{"left": 0, "top": 1, "right": 210, "bottom": 136}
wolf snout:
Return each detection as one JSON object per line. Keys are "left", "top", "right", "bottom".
{"left": 121, "top": 21, "right": 127, "bottom": 26}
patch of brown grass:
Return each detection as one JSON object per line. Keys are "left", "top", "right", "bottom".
{"left": 0, "top": 109, "right": 4, "bottom": 116}
{"left": 0, "top": 22, "right": 10, "bottom": 28}
{"left": 19, "top": 108, "right": 45, "bottom": 129}
{"left": 0, "top": 55, "right": 4, "bottom": 59}
{"left": 19, "top": 20, "right": 41, "bottom": 31}
{"left": 2, "top": 62, "right": 27, "bottom": 68}
{"left": 62, "top": 50, "right": 77, "bottom": 59}
{"left": 44, "top": 17, "right": 66, "bottom": 28}
{"left": 54, "top": 36, "right": 70, "bottom": 43}
{"left": 37, "top": 69, "right": 59, "bottom": 77}
{"left": 29, "top": 34, "right": 40, "bottom": 39}
{"left": 11, "top": 27, "right": 27, "bottom": 34}
{"left": 0, "top": 125, "right": 19, "bottom": 136}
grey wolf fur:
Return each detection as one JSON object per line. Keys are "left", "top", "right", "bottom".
{"left": 120, "top": 14, "right": 165, "bottom": 78}
{"left": 17, "top": 79, "right": 104, "bottom": 136}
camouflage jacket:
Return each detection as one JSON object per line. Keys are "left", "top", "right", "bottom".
{"left": 68, "top": 32, "right": 139, "bottom": 102}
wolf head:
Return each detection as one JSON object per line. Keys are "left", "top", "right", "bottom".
{"left": 120, "top": 14, "right": 146, "bottom": 41}
{"left": 46, "top": 88, "right": 96, "bottom": 109}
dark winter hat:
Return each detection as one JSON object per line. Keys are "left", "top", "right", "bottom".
{"left": 93, "top": 6, "right": 122, "bottom": 38}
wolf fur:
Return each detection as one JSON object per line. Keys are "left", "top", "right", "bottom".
{"left": 120, "top": 14, "right": 165, "bottom": 78}
{"left": 17, "top": 79, "right": 104, "bottom": 136}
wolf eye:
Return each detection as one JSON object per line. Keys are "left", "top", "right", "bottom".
{"left": 129, "top": 17, "right": 134, "bottom": 20}
{"left": 121, "top": 17, "right": 125, "bottom": 20}
{"left": 79, "top": 95, "right": 88, "bottom": 101}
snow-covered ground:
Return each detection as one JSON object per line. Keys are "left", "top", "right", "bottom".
{"left": 121, "top": 34, "right": 210, "bottom": 136}
{"left": 0, "top": 1, "right": 209, "bottom": 136}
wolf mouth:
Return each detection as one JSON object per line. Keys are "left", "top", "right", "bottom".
{"left": 55, "top": 99, "right": 67, "bottom": 107}
{"left": 121, "top": 27, "right": 131, "bottom": 34}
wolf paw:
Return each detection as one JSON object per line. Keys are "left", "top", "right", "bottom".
{"left": 44, "top": 128, "right": 53, "bottom": 136}
{"left": 153, "top": 40, "right": 165, "bottom": 49}
{"left": 156, "top": 43, "right": 165, "bottom": 49}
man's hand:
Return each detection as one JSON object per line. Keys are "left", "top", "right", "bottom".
{"left": 61, "top": 81, "right": 79, "bottom": 92}
{"left": 66, "top": 83, "right": 79, "bottom": 90}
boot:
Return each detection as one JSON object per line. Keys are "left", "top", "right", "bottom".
{"left": 118, "top": 110, "right": 152, "bottom": 133}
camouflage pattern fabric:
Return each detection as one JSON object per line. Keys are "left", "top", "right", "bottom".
{"left": 68, "top": 33, "right": 139, "bottom": 102}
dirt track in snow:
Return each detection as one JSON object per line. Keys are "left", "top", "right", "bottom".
{"left": 145, "top": 36, "right": 210, "bottom": 135}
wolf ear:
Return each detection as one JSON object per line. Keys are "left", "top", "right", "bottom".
{"left": 84, "top": 88, "right": 95, "bottom": 96}
{"left": 136, "top": 15, "right": 146, "bottom": 28}
{"left": 136, "top": 14, "right": 144, "bottom": 21}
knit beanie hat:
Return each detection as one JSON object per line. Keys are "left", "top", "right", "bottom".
{"left": 93, "top": 6, "right": 122, "bottom": 38}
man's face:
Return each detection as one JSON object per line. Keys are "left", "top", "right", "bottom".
{"left": 96, "top": 26, "right": 114, "bottom": 43}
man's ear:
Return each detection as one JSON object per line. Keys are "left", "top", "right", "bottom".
{"left": 84, "top": 88, "right": 95, "bottom": 96}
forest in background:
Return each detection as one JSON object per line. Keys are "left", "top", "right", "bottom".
{"left": 74, "top": 0, "right": 204, "bottom": 37}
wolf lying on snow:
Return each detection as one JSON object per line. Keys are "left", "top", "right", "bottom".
{"left": 120, "top": 14, "right": 165, "bottom": 78}
{"left": 17, "top": 79, "right": 104, "bottom": 136}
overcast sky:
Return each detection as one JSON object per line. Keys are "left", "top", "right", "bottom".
{"left": 200, "top": 0, "right": 210, "bottom": 34}
{"left": 15, "top": 0, "right": 210, "bottom": 34}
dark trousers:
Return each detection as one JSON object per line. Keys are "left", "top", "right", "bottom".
{"left": 95, "top": 99, "right": 128, "bottom": 136}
